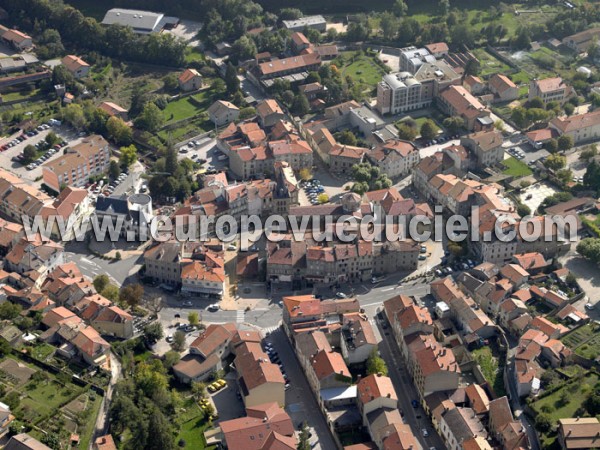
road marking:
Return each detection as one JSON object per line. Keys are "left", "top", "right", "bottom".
{"left": 236, "top": 310, "right": 245, "bottom": 323}
{"left": 381, "top": 287, "right": 395, "bottom": 292}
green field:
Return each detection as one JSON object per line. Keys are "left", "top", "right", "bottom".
{"left": 333, "top": 52, "right": 387, "bottom": 92}
{"left": 176, "top": 397, "right": 216, "bottom": 449}
{"left": 472, "top": 48, "right": 513, "bottom": 78}
{"left": 531, "top": 372, "right": 599, "bottom": 447}
{"left": 502, "top": 157, "right": 532, "bottom": 177}
{"left": 163, "top": 90, "right": 212, "bottom": 124}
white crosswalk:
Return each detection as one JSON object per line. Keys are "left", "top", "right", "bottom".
{"left": 262, "top": 325, "right": 281, "bottom": 335}
{"left": 236, "top": 310, "right": 245, "bottom": 323}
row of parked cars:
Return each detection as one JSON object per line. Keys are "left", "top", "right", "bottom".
{"left": 96, "top": 171, "right": 128, "bottom": 196}
{"left": 302, "top": 179, "right": 325, "bottom": 205}
{"left": 264, "top": 341, "right": 291, "bottom": 390}
{"left": 2, "top": 124, "right": 52, "bottom": 151}
{"left": 508, "top": 147, "right": 526, "bottom": 159}
{"left": 424, "top": 134, "right": 458, "bottom": 147}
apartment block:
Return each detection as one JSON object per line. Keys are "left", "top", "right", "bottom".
{"left": 42, "top": 135, "right": 110, "bottom": 193}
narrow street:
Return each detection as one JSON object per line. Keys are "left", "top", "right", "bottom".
{"left": 376, "top": 315, "right": 446, "bottom": 450}
{"left": 91, "top": 353, "right": 122, "bottom": 446}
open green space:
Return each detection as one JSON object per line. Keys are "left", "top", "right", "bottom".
{"left": 176, "top": 397, "right": 217, "bottom": 450}
{"left": 561, "top": 323, "right": 600, "bottom": 360}
{"left": 29, "top": 343, "right": 56, "bottom": 361}
{"left": 163, "top": 91, "right": 212, "bottom": 124}
{"left": 502, "top": 157, "right": 532, "bottom": 177}
{"left": 472, "top": 48, "right": 512, "bottom": 78}
{"left": 531, "top": 372, "right": 599, "bottom": 448}
{"left": 333, "top": 52, "right": 387, "bottom": 91}
{"left": 471, "top": 346, "right": 507, "bottom": 398}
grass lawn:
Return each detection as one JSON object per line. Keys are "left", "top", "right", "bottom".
{"left": 163, "top": 90, "right": 212, "bottom": 124}
{"left": 16, "top": 380, "right": 78, "bottom": 423}
{"left": 333, "top": 52, "right": 386, "bottom": 91}
{"left": 30, "top": 343, "right": 56, "bottom": 361}
{"left": 176, "top": 397, "right": 216, "bottom": 449}
{"left": 472, "top": 48, "right": 512, "bottom": 78}
{"left": 502, "top": 157, "right": 532, "bottom": 177}
{"left": 531, "top": 372, "right": 599, "bottom": 445}
{"left": 185, "top": 48, "right": 205, "bottom": 64}
{"left": 471, "top": 346, "right": 507, "bottom": 397}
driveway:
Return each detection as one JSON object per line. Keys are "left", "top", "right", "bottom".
{"left": 167, "top": 19, "right": 203, "bottom": 44}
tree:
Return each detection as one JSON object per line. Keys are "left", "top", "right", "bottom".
{"left": 0, "top": 338, "right": 11, "bottom": 357}
{"left": 231, "top": 36, "right": 257, "bottom": 62}
{"left": 162, "top": 73, "right": 179, "bottom": 91}
{"left": 225, "top": 63, "right": 239, "bottom": 95}
{"left": 291, "top": 94, "right": 310, "bottom": 116}
{"left": 580, "top": 145, "right": 598, "bottom": 162}
{"left": 584, "top": 159, "right": 600, "bottom": 191}
{"left": 188, "top": 312, "right": 200, "bottom": 326}
{"left": 564, "top": 102, "right": 575, "bottom": 116}
{"left": 366, "top": 349, "right": 388, "bottom": 376}
{"left": 585, "top": 391, "right": 600, "bottom": 415}
{"left": 41, "top": 433, "right": 61, "bottom": 450}
{"left": 380, "top": 12, "right": 399, "bottom": 41}
{"left": 165, "top": 147, "right": 178, "bottom": 175}
{"left": 392, "top": 0, "right": 408, "bottom": 17}
{"left": 134, "top": 102, "right": 164, "bottom": 132}
{"left": 298, "top": 168, "right": 312, "bottom": 181}
{"left": 239, "top": 107, "right": 256, "bottom": 120}
{"left": 443, "top": 116, "right": 463, "bottom": 134}
{"left": 558, "top": 134, "right": 574, "bottom": 153}
{"left": 513, "top": 27, "right": 531, "bottom": 49}
{"left": 144, "top": 322, "right": 164, "bottom": 344}
{"left": 63, "top": 103, "right": 86, "bottom": 130}
{"left": 172, "top": 331, "right": 186, "bottom": 352}
{"left": 279, "top": 8, "right": 303, "bottom": 20}
{"left": 45, "top": 131, "right": 60, "bottom": 147}
{"left": 535, "top": 412, "right": 552, "bottom": 433}
{"left": 146, "top": 294, "right": 165, "bottom": 315}
{"left": 335, "top": 130, "right": 358, "bottom": 146}
{"left": 163, "top": 351, "right": 180, "bottom": 370}
{"left": 556, "top": 168, "right": 573, "bottom": 185}
{"left": 577, "top": 238, "right": 600, "bottom": 265}
{"left": 317, "top": 193, "right": 329, "bottom": 204}
{"left": 119, "top": 144, "right": 137, "bottom": 168}
{"left": 545, "top": 138, "right": 559, "bottom": 153}
{"left": 420, "top": 119, "right": 439, "bottom": 140}
{"left": 544, "top": 154, "right": 566, "bottom": 171}
{"left": 147, "top": 408, "right": 175, "bottom": 450}
{"left": 106, "top": 116, "right": 133, "bottom": 146}
{"left": 511, "top": 107, "right": 531, "bottom": 130}
{"left": 191, "top": 382, "right": 207, "bottom": 399}
{"left": 439, "top": 0, "right": 450, "bottom": 16}
{"left": 119, "top": 284, "right": 144, "bottom": 308}
{"left": 396, "top": 123, "right": 417, "bottom": 141}
{"left": 22, "top": 145, "right": 37, "bottom": 164}
{"left": 93, "top": 274, "right": 110, "bottom": 293}
{"left": 297, "top": 422, "right": 311, "bottom": 450}
{"left": 517, "top": 203, "right": 531, "bottom": 217}
{"left": 109, "top": 160, "right": 121, "bottom": 180}
{"left": 101, "top": 284, "right": 120, "bottom": 302}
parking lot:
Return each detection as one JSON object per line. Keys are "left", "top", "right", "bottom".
{"left": 0, "top": 124, "right": 91, "bottom": 185}
{"left": 176, "top": 137, "right": 229, "bottom": 174}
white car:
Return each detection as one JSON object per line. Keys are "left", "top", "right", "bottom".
{"left": 585, "top": 303, "right": 595, "bottom": 310}
{"left": 207, "top": 304, "right": 219, "bottom": 312}
{"left": 421, "top": 429, "right": 429, "bottom": 437}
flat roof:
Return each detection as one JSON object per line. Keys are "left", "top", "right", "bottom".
{"left": 102, "top": 8, "right": 175, "bottom": 33}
